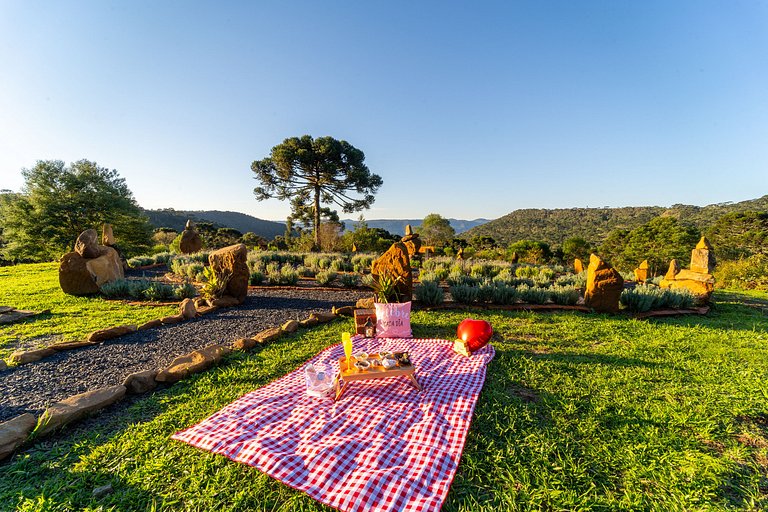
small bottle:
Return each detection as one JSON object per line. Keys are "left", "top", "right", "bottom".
{"left": 364, "top": 316, "right": 375, "bottom": 338}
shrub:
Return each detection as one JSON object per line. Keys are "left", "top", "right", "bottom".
{"left": 280, "top": 265, "right": 300, "bottom": 286}
{"left": 415, "top": 281, "right": 444, "bottom": 306}
{"left": 100, "top": 279, "right": 132, "bottom": 298}
{"left": 447, "top": 272, "right": 477, "bottom": 287}
{"left": 662, "top": 288, "right": 695, "bottom": 309}
{"left": 330, "top": 258, "right": 352, "bottom": 272}
{"left": 715, "top": 254, "right": 768, "bottom": 290}
{"left": 142, "top": 281, "right": 176, "bottom": 301}
{"left": 433, "top": 266, "right": 450, "bottom": 281}
{"left": 316, "top": 271, "right": 337, "bottom": 286}
{"left": 477, "top": 281, "right": 496, "bottom": 303}
{"left": 296, "top": 265, "right": 314, "bottom": 277}
{"left": 555, "top": 271, "right": 587, "bottom": 289}
{"left": 186, "top": 263, "right": 205, "bottom": 281}
{"left": 538, "top": 267, "right": 555, "bottom": 281}
{"left": 620, "top": 285, "right": 695, "bottom": 312}
{"left": 153, "top": 252, "right": 174, "bottom": 265}
{"left": 249, "top": 271, "right": 264, "bottom": 285}
{"left": 491, "top": 284, "right": 518, "bottom": 305}
{"left": 549, "top": 285, "right": 580, "bottom": 306}
{"left": 450, "top": 284, "right": 479, "bottom": 305}
{"left": 338, "top": 273, "right": 359, "bottom": 288}
{"left": 516, "top": 266, "right": 539, "bottom": 279}
{"left": 128, "top": 256, "right": 154, "bottom": 268}
{"left": 201, "top": 266, "right": 229, "bottom": 299}
{"left": 517, "top": 284, "right": 550, "bottom": 305}
{"left": 174, "top": 283, "right": 198, "bottom": 300}
{"left": 418, "top": 271, "right": 438, "bottom": 283}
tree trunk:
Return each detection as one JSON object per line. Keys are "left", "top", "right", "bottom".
{"left": 313, "top": 184, "right": 321, "bottom": 248}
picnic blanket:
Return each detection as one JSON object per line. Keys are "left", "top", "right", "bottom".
{"left": 172, "top": 337, "right": 495, "bottom": 512}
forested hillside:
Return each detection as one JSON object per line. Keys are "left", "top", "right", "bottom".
{"left": 461, "top": 195, "right": 768, "bottom": 246}
{"left": 341, "top": 218, "right": 489, "bottom": 236}
{"left": 143, "top": 209, "right": 284, "bottom": 238}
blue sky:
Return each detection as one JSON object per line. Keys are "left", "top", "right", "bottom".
{"left": 1, "top": 1, "right": 767, "bottom": 221}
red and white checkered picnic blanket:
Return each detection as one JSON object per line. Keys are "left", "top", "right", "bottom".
{"left": 172, "top": 337, "right": 495, "bottom": 512}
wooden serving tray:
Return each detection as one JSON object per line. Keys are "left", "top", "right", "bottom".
{"left": 335, "top": 355, "right": 422, "bottom": 401}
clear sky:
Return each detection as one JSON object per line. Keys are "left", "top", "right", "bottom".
{"left": 1, "top": 1, "right": 767, "bottom": 222}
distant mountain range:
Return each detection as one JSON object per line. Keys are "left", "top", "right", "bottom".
{"left": 340, "top": 218, "right": 490, "bottom": 236}
{"left": 142, "top": 209, "right": 285, "bottom": 239}
{"left": 460, "top": 195, "right": 768, "bottom": 247}
{"left": 143, "top": 209, "right": 491, "bottom": 239}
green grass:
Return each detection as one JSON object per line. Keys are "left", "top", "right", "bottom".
{"left": 0, "top": 280, "right": 767, "bottom": 510}
{"left": 0, "top": 262, "right": 178, "bottom": 359}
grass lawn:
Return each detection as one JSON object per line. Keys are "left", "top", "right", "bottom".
{"left": 0, "top": 262, "right": 178, "bottom": 360}
{"left": 0, "top": 286, "right": 767, "bottom": 510}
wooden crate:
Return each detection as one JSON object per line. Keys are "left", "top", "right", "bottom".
{"left": 353, "top": 308, "right": 376, "bottom": 335}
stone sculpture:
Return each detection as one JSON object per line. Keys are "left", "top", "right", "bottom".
{"left": 584, "top": 254, "right": 624, "bottom": 313}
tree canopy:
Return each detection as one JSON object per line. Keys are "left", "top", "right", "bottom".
{"left": 599, "top": 217, "right": 700, "bottom": 273}
{"left": 416, "top": 213, "right": 455, "bottom": 247}
{"left": 705, "top": 211, "right": 768, "bottom": 260}
{"left": 252, "top": 135, "right": 383, "bottom": 247}
{"left": 0, "top": 160, "right": 152, "bottom": 262}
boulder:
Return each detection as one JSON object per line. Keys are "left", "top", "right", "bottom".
{"left": 9, "top": 348, "right": 56, "bottom": 365}
{"left": 661, "top": 269, "right": 715, "bottom": 304}
{"left": 356, "top": 297, "right": 376, "bottom": 309}
{"left": 179, "top": 221, "right": 203, "bottom": 254}
{"left": 633, "top": 260, "right": 650, "bottom": 283}
{"left": 401, "top": 225, "right": 422, "bottom": 257}
{"left": 194, "top": 297, "right": 209, "bottom": 309}
{"left": 138, "top": 318, "right": 163, "bottom": 330}
{"left": 197, "top": 344, "right": 230, "bottom": 362}
{"left": 253, "top": 327, "right": 283, "bottom": 344}
{"left": 299, "top": 317, "right": 319, "bottom": 328}
{"left": 208, "top": 244, "right": 249, "bottom": 304}
{"left": 160, "top": 314, "right": 184, "bottom": 325}
{"left": 196, "top": 305, "right": 218, "bottom": 316}
{"left": 74, "top": 229, "right": 101, "bottom": 259}
{"left": 233, "top": 338, "right": 257, "bottom": 351}
{"left": 310, "top": 311, "right": 337, "bottom": 324}
{"left": 208, "top": 296, "right": 240, "bottom": 308}
{"left": 370, "top": 242, "right": 413, "bottom": 302}
{"left": 87, "top": 324, "right": 137, "bottom": 342}
{"left": 0, "top": 413, "right": 37, "bottom": 461}
{"left": 102, "top": 223, "right": 115, "bottom": 246}
{"left": 51, "top": 341, "right": 97, "bottom": 351}
{"left": 584, "top": 254, "right": 624, "bottom": 313}
{"left": 36, "top": 385, "right": 126, "bottom": 437}
{"left": 573, "top": 258, "right": 585, "bottom": 274}
{"left": 59, "top": 252, "right": 100, "bottom": 296}
{"left": 332, "top": 305, "right": 355, "bottom": 317}
{"left": 690, "top": 236, "right": 716, "bottom": 274}
{"left": 179, "top": 298, "right": 197, "bottom": 320}
{"left": 0, "top": 359, "right": 6, "bottom": 372}
{"left": 665, "top": 259, "right": 680, "bottom": 280}
{"left": 155, "top": 347, "right": 221, "bottom": 383}
{"left": 84, "top": 246, "right": 124, "bottom": 286}
{"left": 281, "top": 319, "right": 299, "bottom": 333}
{"left": 122, "top": 370, "right": 158, "bottom": 394}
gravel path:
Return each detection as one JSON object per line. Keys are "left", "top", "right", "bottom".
{"left": 0, "top": 288, "right": 370, "bottom": 422}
